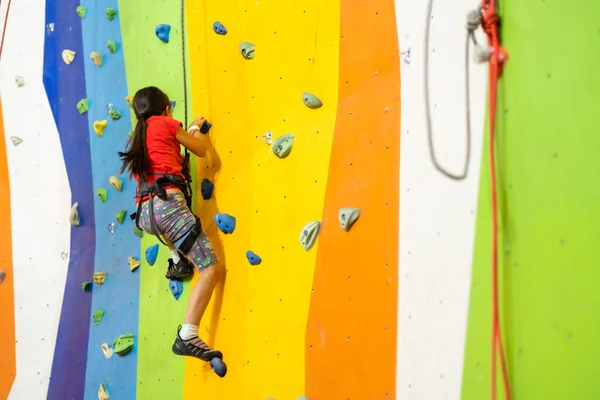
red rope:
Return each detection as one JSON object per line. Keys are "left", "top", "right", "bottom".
{"left": 481, "top": 0, "right": 510, "bottom": 399}
{"left": 0, "top": 0, "right": 12, "bottom": 62}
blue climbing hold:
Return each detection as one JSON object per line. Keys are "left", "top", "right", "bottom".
{"left": 145, "top": 244, "right": 159, "bottom": 266}
{"left": 213, "top": 21, "right": 227, "bottom": 35}
{"left": 201, "top": 179, "right": 214, "bottom": 200}
{"left": 155, "top": 24, "right": 171, "bottom": 43}
{"left": 246, "top": 251, "right": 262, "bottom": 265}
{"left": 214, "top": 212, "right": 236, "bottom": 234}
{"left": 169, "top": 279, "right": 183, "bottom": 300}
{"left": 170, "top": 100, "right": 176, "bottom": 111}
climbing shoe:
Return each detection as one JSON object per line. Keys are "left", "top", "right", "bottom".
{"left": 165, "top": 255, "right": 193, "bottom": 280}
{"left": 172, "top": 326, "right": 223, "bottom": 361}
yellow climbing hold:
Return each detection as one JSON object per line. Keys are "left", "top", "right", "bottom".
{"left": 94, "top": 120, "right": 107, "bottom": 136}
{"left": 62, "top": 49, "right": 76, "bottom": 65}
{"left": 128, "top": 256, "right": 140, "bottom": 272}
{"left": 93, "top": 272, "right": 107, "bottom": 286}
{"left": 126, "top": 95, "right": 134, "bottom": 107}
{"left": 90, "top": 51, "right": 103, "bottom": 67}
{"left": 109, "top": 175, "right": 123, "bottom": 192}
{"left": 98, "top": 384, "right": 109, "bottom": 400}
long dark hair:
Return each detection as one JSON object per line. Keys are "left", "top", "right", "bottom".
{"left": 118, "top": 86, "right": 171, "bottom": 180}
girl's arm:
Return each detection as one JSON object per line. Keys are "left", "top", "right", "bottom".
{"left": 174, "top": 119, "right": 213, "bottom": 157}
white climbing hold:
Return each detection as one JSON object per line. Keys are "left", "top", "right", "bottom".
{"left": 400, "top": 47, "right": 411, "bottom": 65}
{"left": 10, "top": 137, "right": 23, "bottom": 146}
{"left": 108, "top": 223, "right": 115, "bottom": 234}
{"left": 47, "top": 23, "right": 55, "bottom": 32}
{"left": 474, "top": 44, "right": 493, "bottom": 63}
{"left": 98, "top": 384, "right": 109, "bottom": 400}
{"left": 61, "top": 251, "right": 69, "bottom": 260}
{"left": 69, "top": 202, "right": 80, "bottom": 227}
{"left": 109, "top": 176, "right": 123, "bottom": 192}
{"left": 101, "top": 343, "right": 114, "bottom": 359}
{"left": 62, "top": 49, "right": 76, "bottom": 65}
{"left": 261, "top": 131, "right": 273, "bottom": 145}
{"left": 14, "top": 76, "right": 25, "bottom": 87}
{"left": 0, "top": 270, "right": 5, "bottom": 284}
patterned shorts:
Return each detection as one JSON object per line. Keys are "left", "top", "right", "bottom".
{"left": 138, "top": 191, "right": 218, "bottom": 272}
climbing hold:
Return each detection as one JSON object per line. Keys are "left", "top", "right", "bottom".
{"left": 239, "top": 42, "right": 255, "bottom": 59}
{"left": 297, "top": 397, "right": 310, "bottom": 400}
{"left": 128, "top": 256, "right": 140, "bottom": 272}
{"left": 109, "top": 175, "right": 123, "bottom": 192}
{"left": 10, "top": 137, "right": 23, "bottom": 146}
{"left": 76, "top": 98, "right": 89, "bottom": 114}
{"left": 106, "top": 104, "right": 121, "bottom": 120}
{"left": 90, "top": 52, "right": 102, "bottom": 67}
{"left": 62, "top": 49, "right": 76, "bottom": 65}
{"left": 168, "top": 100, "right": 177, "bottom": 112}
{"left": 93, "top": 309, "right": 105, "bottom": 325}
{"left": 126, "top": 95, "right": 134, "bottom": 107}
{"left": 61, "top": 251, "right": 68, "bottom": 260}
{"left": 106, "top": 8, "right": 117, "bottom": 21}
{"left": 213, "top": 21, "right": 227, "bottom": 35}
{"left": 145, "top": 244, "right": 159, "bottom": 266}
{"left": 107, "top": 223, "right": 115, "bottom": 234}
{"left": 214, "top": 213, "right": 236, "bottom": 234}
{"left": 210, "top": 357, "right": 227, "bottom": 377}
{"left": 107, "top": 40, "right": 117, "bottom": 54}
{"left": 76, "top": 6, "right": 86, "bottom": 18}
{"left": 82, "top": 281, "right": 92, "bottom": 292}
{"left": 200, "top": 121, "right": 212, "bottom": 134}
{"left": 115, "top": 210, "right": 127, "bottom": 225}
{"left": 14, "top": 76, "right": 24, "bottom": 87}
{"left": 0, "top": 270, "right": 5, "bottom": 285}
{"left": 98, "top": 384, "right": 109, "bottom": 400}
{"left": 262, "top": 131, "right": 273, "bottom": 145}
{"left": 93, "top": 272, "right": 107, "bottom": 286}
{"left": 96, "top": 188, "right": 107, "bottom": 203}
{"left": 128, "top": 131, "right": 132, "bottom": 137}
{"left": 69, "top": 203, "right": 80, "bottom": 227}
{"left": 113, "top": 334, "right": 135, "bottom": 356}
{"left": 201, "top": 179, "right": 214, "bottom": 200}
{"left": 101, "top": 343, "right": 113, "bottom": 359}
{"left": 155, "top": 24, "right": 171, "bottom": 43}
{"left": 299, "top": 221, "right": 321, "bottom": 251}
{"left": 272, "top": 134, "right": 295, "bottom": 159}
{"left": 169, "top": 279, "right": 183, "bottom": 300}
{"left": 246, "top": 251, "right": 262, "bottom": 265}
{"left": 302, "top": 92, "right": 323, "bottom": 109}
{"left": 338, "top": 207, "right": 360, "bottom": 232}
{"left": 93, "top": 120, "right": 107, "bottom": 136}
{"left": 133, "top": 226, "right": 144, "bottom": 238}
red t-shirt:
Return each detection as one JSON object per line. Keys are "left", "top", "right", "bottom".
{"left": 135, "top": 115, "right": 184, "bottom": 201}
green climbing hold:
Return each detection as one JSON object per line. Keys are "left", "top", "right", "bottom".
{"left": 239, "top": 42, "right": 255, "bottom": 59}
{"left": 115, "top": 210, "right": 127, "bottom": 225}
{"left": 113, "top": 334, "right": 135, "bottom": 356}
{"left": 128, "top": 131, "right": 132, "bottom": 137}
{"left": 76, "top": 98, "right": 89, "bottom": 114}
{"left": 106, "top": 8, "right": 117, "bottom": 21}
{"left": 76, "top": 6, "right": 86, "bottom": 18}
{"left": 302, "top": 92, "right": 323, "bottom": 109}
{"left": 96, "top": 188, "right": 107, "bottom": 203}
{"left": 107, "top": 40, "right": 117, "bottom": 54}
{"left": 133, "top": 226, "right": 144, "bottom": 238}
{"left": 107, "top": 104, "right": 121, "bottom": 120}
{"left": 82, "top": 281, "right": 92, "bottom": 292}
{"left": 93, "top": 309, "right": 105, "bottom": 325}
{"left": 272, "top": 134, "right": 295, "bottom": 159}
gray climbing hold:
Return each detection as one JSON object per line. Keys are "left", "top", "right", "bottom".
{"left": 14, "top": 76, "right": 25, "bottom": 87}
{"left": 106, "top": 8, "right": 117, "bottom": 21}
{"left": 10, "top": 137, "right": 23, "bottom": 146}
{"left": 76, "top": 6, "right": 86, "bottom": 18}
{"left": 109, "top": 176, "right": 123, "bottom": 191}
{"left": 107, "top": 104, "right": 121, "bottom": 120}
{"left": 272, "top": 134, "right": 295, "bottom": 159}
{"left": 239, "top": 42, "right": 255, "bottom": 59}
{"left": 338, "top": 207, "right": 360, "bottom": 232}
{"left": 77, "top": 98, "right": 89, "bottom": 114}
{"left": 90, "top": 52, "right": 102, "bottom": 67}
{"left": 107, "top": 40, "right": 117, "bottom": 54}
{"left": 297, "top": 397, "right": 311, "bottom": 400}
{"left": 213, "top": 21, "right": 227, "bottom": 35}
{"left": 96, "top": 188, "right": 107, "bottom": 203}
{"left": 300, "top": 221, "right": 321, "bottom": 251}
{"left": 0, "top": 270, "right": 5, "bottom": 284}
{"left": 70, "top": 202, "right": 80, "bottom": 227}
{"left": 93, "top": 309, "right": 105, "bottom": 325}
{"left": 302, "top": 92, "right": 323, "bottom": 109}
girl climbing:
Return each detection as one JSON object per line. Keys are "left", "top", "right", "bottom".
{"left": 118, "top": 86, "right": 224, "bottom": 362}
